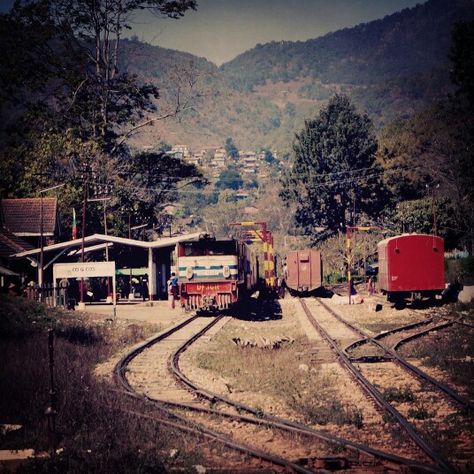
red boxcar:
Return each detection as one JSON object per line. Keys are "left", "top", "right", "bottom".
{"left": 377, "top": 234, "right": 445, "bottom": 302}
{"left": 285, "top": 250, "right": 322, "bottom": 294}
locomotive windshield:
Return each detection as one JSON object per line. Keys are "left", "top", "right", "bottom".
{"left": 181, "top": 240, "right": 237, "bottom": 257}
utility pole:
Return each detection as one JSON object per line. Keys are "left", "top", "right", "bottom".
{"left": 346, "top": 226, "right": 383, "bottom": 304}
{"left": 78, "top": 163, "right": 94, "bottom": 309}
{"left": 38, "top": 184, "right": 65, "bottom": 299}
{"left": 80, "top": 182, "right": 87, "bottom": 306}
{"left": 45, "top": 329, "right": 57, "bottom": 457}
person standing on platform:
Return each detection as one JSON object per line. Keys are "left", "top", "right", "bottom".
{"left": 167, "top": 272, "right": 178, "bottom": 309}
{"left": 59, "top": 277, "right": 69, "bottom": 307}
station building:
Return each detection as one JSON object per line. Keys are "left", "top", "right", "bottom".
{"left": 12, "top": 232, "right": 202, "bottom": 302}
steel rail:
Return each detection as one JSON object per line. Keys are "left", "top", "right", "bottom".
{"left": 168, "top": 314, "right": 442, "bottom": 473}
{"left": 344, "top": 317, "right": 434, "bottom": 353}
{"left": 114, "top": 315, "right": 315, "bottom": 474}
{"left": 317, "top": 298, "right": 473, "bottom": 411}
{"left": 117, "top": 400, "right": 316, "bottom": 474}
{"left": 114, "top": 310, "right": 440, "bottom": 472}
{"left": 115, "top": 313, "right": 200, "bottom": 393}
{"left": 299, "top": 298, "right": 456, "bottom": 473}
{"left": 147, "top": 388, "right": 442, "bottom": 472}
{"left": 392, "top": 320, "right": 458, "bottom": 352}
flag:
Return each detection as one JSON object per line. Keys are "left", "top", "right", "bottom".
{"left": 72, "top": 208, "right": 77, "bottom": 240}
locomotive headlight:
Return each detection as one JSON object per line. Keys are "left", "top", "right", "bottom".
{"left": 223, "top": 265, "right": 231, "bottom": 278}
{"left": 186, "top": 267, "right": 194, "bottom": 279}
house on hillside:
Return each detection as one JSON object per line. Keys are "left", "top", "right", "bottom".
{"left": 187, "top": 153, "right": 201, "bottom": 167}
{"left": 171, "top": 145, "right": 190, "bottom": 159}
{"left": 211, "top": 148, "right": 227, "bottom": 169}
{"left": 240, "top": 151, "right": 258, "bottom": 174}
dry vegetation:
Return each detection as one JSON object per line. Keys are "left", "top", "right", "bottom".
{"left": 399, "top": 302, "right": 474, "bottom": 399}
{"left": 0, "top": 295, "right": 209, "bottom": 472}
{"left": 190, "top": 301, "right": 365, "bottom": 429}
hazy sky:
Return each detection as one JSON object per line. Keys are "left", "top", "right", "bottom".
{"left": 0, "top": 0, "right": 425, "bottom": 65}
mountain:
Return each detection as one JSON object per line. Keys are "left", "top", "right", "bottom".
{"left": 123, "top": 0, "right": 474, "bottom": 153}
{"left": 220, "top": 0, "right": 472, "bottom": 90}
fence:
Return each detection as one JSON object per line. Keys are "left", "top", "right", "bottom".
{"left": 23, "top": 283, "right": 75, "bottom": 309}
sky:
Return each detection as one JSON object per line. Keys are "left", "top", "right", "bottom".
{"left": 0, "top": 0, "right": 425, "bottom": 65}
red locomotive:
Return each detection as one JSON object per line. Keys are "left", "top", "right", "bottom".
{"left": 377, "top": 234, "right": 445, "bottom": 303}
{"left": 284, "top": 249, "right": 323, "bottom": 295}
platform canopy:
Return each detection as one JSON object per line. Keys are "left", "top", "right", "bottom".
{"left": 12, "top": 232, "right": 203, "bottom": 258}
{"left": 12, "top": 232, "right": 203, "bottom": 298}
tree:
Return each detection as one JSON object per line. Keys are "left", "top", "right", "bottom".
{"left": 114, "top": 151, "right": 204, "bottom": 232}
{"left": 282, "top": 95, "right": 382, "bottom": 241}
{"left": 450, "top": 20, "right": 474, "bottom": 109}
{"left": 215, "top": 165, "right": 243, "bottom": 191}
{"left": 1, "top": 0, "right": 197, "bottom": 151}
{"left": 225, "top": 137, "right": 239, "bottom": 160}
{"left": 202, "top": 191, "right": 246, "bottom": 238}
{"left": 377, "top": 21, "right": 474, "bottom": 251}
{"left": 263, "top": 149, "right": 276, "bottom": 165}
{"left": 449, "top": 20, "right": 474, "bottom": 251}
{"left": 0, "top": 0, "right": 199, "bottom": 241}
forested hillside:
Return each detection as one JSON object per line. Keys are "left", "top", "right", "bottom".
{"left": 123, "top": 0, "right": 473, "bottom": 152}
{"left": 220, "top": 0, "right": 472, "bottom": 90}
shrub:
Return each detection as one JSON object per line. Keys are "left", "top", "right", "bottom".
{"left": 382, "top": 385, "right": 415, "bottom": 403}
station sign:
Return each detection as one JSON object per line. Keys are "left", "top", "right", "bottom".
{"left": 53, "top": 261, "right": 116, "bottom": 279}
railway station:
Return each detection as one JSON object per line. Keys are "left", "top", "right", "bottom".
{"left": 1, "top": 0, "right": 473, "bottom": 471}
{"left": 11, "top": 231, "right": 203, "bottom": 307}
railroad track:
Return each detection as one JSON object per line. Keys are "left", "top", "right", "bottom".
{"left": 300, "top": 297, "right": 473, "bottom": 473}
{"left": 114, "top": 306, "right": 444, "bottom": 473}
{"left": 326, "top": 300, "right": 473, "bottom": 411}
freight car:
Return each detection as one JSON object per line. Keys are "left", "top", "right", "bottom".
{"left": 176, "top": 233, "right": 259, "bottom": 311}
{"left": 284, "top": 249, "right": 323, "bottom": 295}
{"left": 377, "top": 234, "right": 445, "bottom": 304}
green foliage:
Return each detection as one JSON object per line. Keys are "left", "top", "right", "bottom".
{"left": 0, "top": 1, "right": 201, "bottom": 242}
{"left": 263, "top": 149, "right": 276, "bottom": 165}
{"left": 215, "top": 165, "right": 243, "bottom": 190}
{"left": 382, "top": 385, "right": 415, "bottom": 403}
{"left": 445, "top": 257, "right": 474, "bottom": 285}
{"left": 450, "top": 20, "right": 474, "bottom": 108}
{"left": 0, "top": 295, "right": 50, "bottom": 338}
{"left": 283, "top": 95, "right": 383, "bottom": 240}
{"left": 377, "top": 44, "right": 474, "bottom": 251}
{"left": 319, "top": 230, "right": 380, "bottom": 278}
{"left": 225, "top": 137, "right": 239, "bottom": 160}
{"left": 390, "top": 196, "right": 460, "bottom": 248}
{"left": 202, "top": 191, "right": 247, "bottom": 238}
{"left": 115, "top": 151, "right": 204, "bottom": 232}
{"left": 221, "top": 0, "right": 472, "bottom": 90}
{"left": 158, "top": 140, "right": 172, "bottom": 152}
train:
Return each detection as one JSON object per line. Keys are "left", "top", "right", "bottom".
{"left": 283, "top": 250, "right": 323, "bottom": 295}
{"left": 176, "top": 225, "right": 276, "bottom": 311}
{"left": 377, "top": 234, "right": 445, "bottom": 303}
{"left": 175, "top": 229, "right": 446, "bottom": 309}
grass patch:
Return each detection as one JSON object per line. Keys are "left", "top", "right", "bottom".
{"left": 382, "top": 385, "right": 415, "bottom": 403}
{"left": 195, "top": 330, "right": 364, "bottom": 428}
{"left": 407, "top": 404, "right": 435, "bottom": 420}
